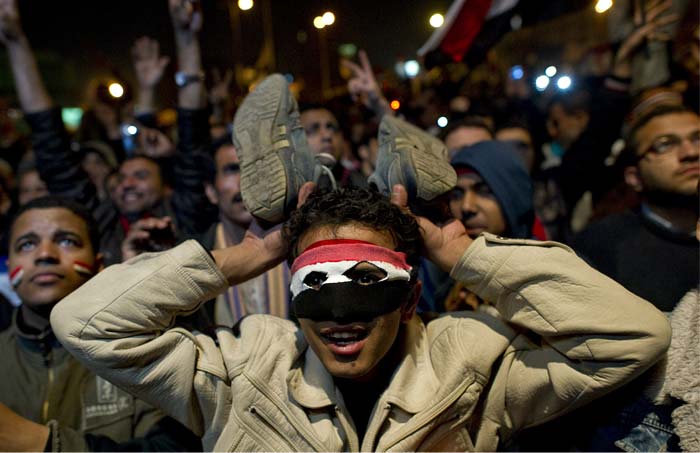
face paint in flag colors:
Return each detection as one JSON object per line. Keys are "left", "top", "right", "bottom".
{"left": 290, "top": 239, "right": 414, "bottom": 322}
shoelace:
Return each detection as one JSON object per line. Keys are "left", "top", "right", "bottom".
{"left": 314, "top": 153, "right": 338, "bottom": 190}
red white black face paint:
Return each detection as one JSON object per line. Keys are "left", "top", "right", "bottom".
{"left": 72, "top": 260, "right": 95, "bottom": 278}
{"left": 9, "top": 266, "right": 24, "bottom": 289}
{"left": 290, "top": 239, "right": 414, "bottom": 322}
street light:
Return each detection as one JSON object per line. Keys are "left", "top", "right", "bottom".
{"left": 535, "top": 75, "right": 550, "bottom": 91}
{"left": 238, "top": 0, "right": 253, "bottom": 11}
{"left": 322, "top": 11, "right": 335, "bottom": 26}
{"left": 314, "top": 12, "right": 336, "bottom": 99}
{"left": 404, "top": 60, "right": 420, "bottom": 78}
{"left": 556, "top": 76, "right": 572, "bottom": 90}
{"left": 108, "top": 82, "right": 124, "bottom": 98}
{"left": 429, "top": 13, "right": 444, "bottom": 28}
{"left": 313, "top": 16, "right": 326, "bottom": 29}
{"left": 595, "top": 0, "right": 613, "bottom": 13}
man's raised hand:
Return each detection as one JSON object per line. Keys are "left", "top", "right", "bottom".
{"left": 0, "top": 0, "right": 22, "bottom": 45}
{"left": 169, "top": 0, "right": 202, "bottom": 34}
{"left": 132, "top": 37, "right": 170, "bottom": 90}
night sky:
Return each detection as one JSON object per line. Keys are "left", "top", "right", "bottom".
{"left": 1, "top": 0, "right": 452, "bottom": 104}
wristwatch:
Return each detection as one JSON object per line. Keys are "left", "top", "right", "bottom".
{"left": 175, "top": 71, "right": 205, "bottom": 87}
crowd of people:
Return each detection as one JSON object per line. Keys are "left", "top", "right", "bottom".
{"left": 0, "top": 0, "right": 697, "bottom": 451}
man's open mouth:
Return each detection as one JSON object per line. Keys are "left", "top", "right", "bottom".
{"left": 321, "top": 329, "right": 369, "bottom": 346}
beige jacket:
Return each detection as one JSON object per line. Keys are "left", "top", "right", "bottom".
{"left": 51, "top": 233, "right": 671, "bottom": 451}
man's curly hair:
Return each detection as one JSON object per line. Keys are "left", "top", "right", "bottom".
{"left": 282, "top": 187, "right": 421, "bottom": 270}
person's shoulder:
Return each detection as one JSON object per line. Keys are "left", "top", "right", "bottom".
{"left": 573, "top": 210, "right": 640, "bottom": 245}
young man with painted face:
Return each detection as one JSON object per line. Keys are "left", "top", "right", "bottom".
{"left": 0, "top": 196, "right": 200, "bottom": 451}
{"left": 52, "top": 75, "right": 671, "bottom": 451}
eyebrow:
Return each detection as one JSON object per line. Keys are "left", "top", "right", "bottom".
{"left": 13, "top": 232, "right": 39, "bottom": 246}
{"left": 54, "top": 230, "right": 84, "bottom": 240}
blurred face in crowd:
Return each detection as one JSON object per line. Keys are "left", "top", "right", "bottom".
{"left": 449, "top": 171, "right": 506, "bottom": 237}
{"left": 547, "top": 103, "right": 589, "bottom": 149}
{"left": 8, "top": 207, "right": 98, "bottom": 308}
{"left": 295, "top": 223, "right": 415, "bottom": 381}
{"left": 496, "top": 127, "right": 536, "bottom": 173}
{"left": 445, "top": 126, "right": 492, "bottom": 154}
{"left": 18, "top": 170, "right": 48, "bottom": 206}
{"left": 206, "top": 144, "right": 253, "bottom": 227}
{"left": 82, "top": 152, "right": 113, "bottom": 194}
{"left": 626, "top": 111, "right": 700, "bottom": 197}
{"left": 113, "top": 157, "right": 165, "bottom": 217}
{"left": 301, "top": 108, "right": 343, "bottom": 162}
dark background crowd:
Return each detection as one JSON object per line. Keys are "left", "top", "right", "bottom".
{"left": 0, "top": 0, "right": 697, "bottom": 451}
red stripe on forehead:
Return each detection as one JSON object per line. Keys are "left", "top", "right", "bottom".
{"left": 291, "top": 241, "right": 410, "bottom": 275}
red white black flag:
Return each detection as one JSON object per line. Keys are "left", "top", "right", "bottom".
{"left": 419, "top": 0, "right": 591, "bottom": 69}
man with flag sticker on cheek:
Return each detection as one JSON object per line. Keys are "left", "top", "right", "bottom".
{"left": 54, "top": 74, "right": 671, "bottom": 452}
{"left": 0, "top": 196, "right": 201, "bottom": 452}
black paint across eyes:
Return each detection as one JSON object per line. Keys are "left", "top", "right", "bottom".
{"left": 293, "top": 280, "right": 413, "bottom": 323}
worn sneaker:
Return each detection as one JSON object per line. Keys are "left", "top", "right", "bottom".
{"left": 233, "top": 74, "right": 318, "bottom": 224}
{"left": 369, "top": 115, "right": 457, "bottom": 202}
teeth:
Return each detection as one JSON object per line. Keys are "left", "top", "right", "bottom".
{"left": 329, "top": 332, "right": 357, "bottom": 339}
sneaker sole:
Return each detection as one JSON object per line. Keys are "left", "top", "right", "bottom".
{"left": 372, "top": 117, "right": 456, "bottom": 201}
{"left": 233, "top": 75, "right": 294, "bottom": 223}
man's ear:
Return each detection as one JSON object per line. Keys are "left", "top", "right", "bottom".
{"left": 624, "top": 165, "right": 644, "bottom": 192}
{"left": 94, "top": 253, "right": 105, "bottom": 273}
{"left": 205, "top": 183, "right": 219, "bottom": 205}
{"left": 401, "top": 280, "right": 422, "bottom": 323}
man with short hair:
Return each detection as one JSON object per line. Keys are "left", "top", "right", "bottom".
{"left": 573, "top": 104, "right": 699, "bottom": 312}
{"left": 53, "top": 74, "right": 670, "bottom": 452}
{"left": 300, "top": 104, "right": 366, "bottom": 188}
{"left": 200, "top": 136, "right": 291, "bottom": 325}
{"left": 0, "top": 196, "right": 200, "bottom": 451}
{"left": 442, "top": 116, "right": 494, "bottom": 158}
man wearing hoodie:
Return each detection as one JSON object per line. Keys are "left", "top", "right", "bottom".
{"left": 418, "top": 140, "right": 538, "bottom": 313}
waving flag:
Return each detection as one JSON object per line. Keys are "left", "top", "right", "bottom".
{"left": 419, "top": 0, "right": 592, "bottom": 69}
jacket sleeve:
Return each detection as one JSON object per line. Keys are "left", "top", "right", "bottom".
{"left": 50, "top": 240, "right": 230, "bottom": 436}
{"left": 25, "top": 108, "right": 99, "bottom": 212}
{"left": 25, "top": 108, "right": 116, "bottom": 235}
{"left": 170, "top": 108, "right": 217, "bottom": 236}
{"left": 450, "top": 233, "right": 671, "bottom": 439}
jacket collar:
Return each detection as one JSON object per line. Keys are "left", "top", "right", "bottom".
{"left": 11, "top": 309, "right": 63, "bottom": 355}
{"left": 289, "top": 347, "right": 336, "bottom": 409}
{"left": 382, "top": 315, "right": 441, "bottom": 413}
{"left": 289, "top": 315, "right": 441, "bottom": 414}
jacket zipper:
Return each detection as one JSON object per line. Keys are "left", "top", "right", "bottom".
{"left": 360, "top": 402, "right": 391, "bottom": 451}
{"left": 244, "top": 371, "right": 327, "bottom": 451}
{"left": 41, "top": 349, "right": 54, "bottom": 424}
{"left": 333, "top": 404, "right": 359, "bottom": 451}
{"left": 247, "top": 405, "right": 296, "bottom": 451}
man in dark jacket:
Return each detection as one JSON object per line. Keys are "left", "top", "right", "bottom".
{"left": 573, "top": 104, "right": 699, "bottom": 313}
{"left": 0, "top": 196, "right": 200, "bottom": 451}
